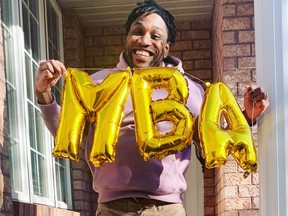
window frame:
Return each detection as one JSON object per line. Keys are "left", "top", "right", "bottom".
{"left": 3, "top": 0, "right": 72, "bottom": 209}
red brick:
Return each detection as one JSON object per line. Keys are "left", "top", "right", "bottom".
{"left": 239, "top": 210, "right": 259, "bottom": 216}
{"left": 204, "top": 178, "right": 215, "bottom": 187}
{"left": 194, "top": 59, "right": 212, "bottom": 69}
{"left": 223, "top": 4, "right": 236, "bottom": 17}
{"left": 191, "top": 20, "right": 212, "bottom": 29}
{"left": 83, "top": 37, "right": 93, "bottom": 47}
{"left": 237, "top": 3, "right": 254, "bottom": 16}
{"left": 205, "top": 187, "right": 216, "bottom": 196}
{"left": 171, "top": 41, "right": 192, "bottom": 51}
{"left": 183, "top": 50, "right": 211, "bottom": 60}
{"left": 94, "top": 55, "right": 119, "bottom": 67}
{"left": 239, "top": 185, "right": 259, "bottom": 197}
{"left": 252, "top": 197, "right": 259, "bottom": 209}
{"left": 238, "top": 30, "right": 255, "bottom": 43}
{"left": 103, "top": 26, "right": 125, "bottom": 35}
{"left": 204, "top": 206, "right": 215, "bottom": 215}
{"left": 190, "top": 69, "right": 212, "bottom": 80}
{"left": 193, "top": 40, "right": 212, "bottom": 49}
{"left": 84, "top": 57, "right": 94, "bottom": 67}
{"left": 224, "top": 160, "right": 238, "bottom": 173}
{"left": 224, "top": 186, "right": 238, "bottom": 197}
{"left": 223, "top": 31, "right": 237, "bottom": 44}
{"left": 84, "top": 27, "right": 103, "bottom": 36}
{"left": 225, "top": 198, "right": 252, "bottom": 210}
{"left": 182, "top": 30, "right": 210, "bottom": 40}
{"left": 223, "top": 17, "right": 251, "bottom": 30}
{"left": 65, "top": 29, "right": 79, "bottom": 39}
{"left": 182, "top": 61, "right": 193, "bottom": 71}
{"left": 223, "top": 44, "right": 251, "bottom": 57}
{"left": 238, "top": 57, "right": 255, "bottom": 69}
{"left": 252, "top": 173, "right": 259, "bottom": 184}
{"left": 175, "top": 21, "right": 191, "bottom": 30}
{"left": 224, "top": 173, "right": 252, "bottom": 186}
{"left": 104, "top": 46, "right": 123, "bottom": 55}
{"left": 103, "top": 35, "right": 122, "bottom": 45}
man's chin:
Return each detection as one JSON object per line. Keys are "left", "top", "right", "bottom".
{"left": 132, "top": 62, "right": 151, "bottom": 68}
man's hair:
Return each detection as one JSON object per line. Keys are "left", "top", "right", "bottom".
{"left": 125, "top": 0, "right": 176, "bottom": 45}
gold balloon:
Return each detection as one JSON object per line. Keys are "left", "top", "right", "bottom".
{"left": 198, "top": 82, "right": 257, "bottom": 176}
{"left": 131, "top": 67, "right": 194, "bottom": 160}
{"left": 53, "top": 68, "right": 130, "bottom": 166}
{"left": 53, "top": 69, "right": 87, "bottom": 161}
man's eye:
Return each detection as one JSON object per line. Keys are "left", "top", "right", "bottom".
{"left": 151, "top": 34, "right": 160, "bottom": 40}
{"left": 132, "top": 30, "right": 142, "bottom": 35}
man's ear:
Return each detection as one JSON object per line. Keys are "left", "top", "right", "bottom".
{"left": 164, "top": 42, "right": 170, "bottom": 58}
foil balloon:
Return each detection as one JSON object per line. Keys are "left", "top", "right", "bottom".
{"left": 198, "top": 82, "right": 257, "bottom": 176}
{"left": 131, "top": 67, "right": 194, "bottom": 160}
{"left": 54, "top": 68, "right": 130, "bottom": 166}
{"left": 53, "top": 70, "right": 87, "bottom": 161}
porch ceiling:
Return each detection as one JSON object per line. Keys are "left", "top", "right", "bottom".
{"left": 57, "top": 0, "right": 214, "bottom": 27}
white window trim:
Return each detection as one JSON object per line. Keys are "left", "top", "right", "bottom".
{"left": 5, "top": 0, "right": 72, "bottom": 208}
{"left": 255, "top": 0, "right": 288, "bottom": 215}
{"left": 7, "top": 0, "right": 31, "bottom": 203}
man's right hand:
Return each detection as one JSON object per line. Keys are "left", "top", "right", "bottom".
{"left": 35, "top": 59, "right": 66, "bottom": 104}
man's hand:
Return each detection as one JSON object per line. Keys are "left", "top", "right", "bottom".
{"left": 243, "top": 85, "right": 269, "bottom": 125}
{"left": 35, "top": 59, "right": 66, "bottom": 104}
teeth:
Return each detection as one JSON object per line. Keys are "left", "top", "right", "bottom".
{"left": 135, "top": 50, "right": 150, "bottom": 57}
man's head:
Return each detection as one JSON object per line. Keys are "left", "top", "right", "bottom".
{"left": 124, "top": 0, "right": 176, "bottom": 68}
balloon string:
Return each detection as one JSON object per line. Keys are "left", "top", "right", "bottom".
{"left": 184, "top": 72, "right": 211, "bottom": 87}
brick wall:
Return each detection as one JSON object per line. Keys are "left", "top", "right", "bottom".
{"left": 63, "top": 9, "right": 85, "bottom": 68}
{"left": 212, "top": 0, "right": 259, "bottom": 215}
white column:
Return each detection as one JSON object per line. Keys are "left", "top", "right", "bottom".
{"left": 254, "top": 0, "right": 288, "bottom": 215}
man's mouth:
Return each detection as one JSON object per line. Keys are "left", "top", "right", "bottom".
{"left": 134, "top": 50, "right": 153, "bottom": 57}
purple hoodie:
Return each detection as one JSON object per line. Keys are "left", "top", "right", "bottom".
{"left": 38, "top": 53, "right": 204, "bottom": 203}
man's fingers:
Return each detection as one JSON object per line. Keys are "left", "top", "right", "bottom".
{"left": 38, "top": 59, "right": 66, "bottom": 79}
{"left": 246, "top": 86, "right": 268, "bottom": 103}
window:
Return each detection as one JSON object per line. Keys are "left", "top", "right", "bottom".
{"left": 2, "top": 0, "right": 72, "bottom": 208}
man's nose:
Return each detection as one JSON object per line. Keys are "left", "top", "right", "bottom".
{"left": 139, "top": 33, "right": 152, "bottom": 46}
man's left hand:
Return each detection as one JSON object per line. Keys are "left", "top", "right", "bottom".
{"left": 243, "top": 85, "right": 270, "bottom": 125}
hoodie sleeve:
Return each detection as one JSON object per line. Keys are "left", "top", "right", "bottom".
{"left": 38, "top": 97, "right": 61, "bottom": 137}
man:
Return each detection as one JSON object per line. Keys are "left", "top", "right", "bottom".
{"left": 35, "top": 0, "right": 269, "bottom": 215}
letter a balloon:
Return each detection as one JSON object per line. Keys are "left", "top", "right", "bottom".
{"left": 198, "top": 82, "right": 257, "bottom": 177}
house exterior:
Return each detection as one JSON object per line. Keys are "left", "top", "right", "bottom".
{"left": 0, "top": 0, "right": 286, "bottom": 215}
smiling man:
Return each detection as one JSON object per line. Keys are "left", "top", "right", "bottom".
{"left": 124, "top": 13, "right": 171, "bottom": 68}
{"left": 35, "top": 0, "right": 269, "bottom": 215}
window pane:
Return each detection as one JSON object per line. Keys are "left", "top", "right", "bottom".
{"left": 2, "top": 0, "right": 12, "bottom": 26}
{"left": 22, "top": 2, "right": 30, "bottom": 51}
{"left": 33, "top": 62, "right": 38, "bottom": 104}
{"left": 25, "top": 55, "right": 34, "bottom": 101}
{"left": 30, "top": 15, "right": 40, "bottom": 61}
{"left": 28, "top": 103, "right": 36, "bottom": 149}
{"left": 55, "top": 158, "right": 68, "bottom": 202}
{"left": 31, "top": 151, "right": 47, "bottom": 197}
{"left": 22, "top": 0, "right": 40, "bottom": 61}
{"left": 29, "top": 0, "right": 39, "bottom": 19}
{"left": 35, "top": 110, "right": 45, "bottom": 153}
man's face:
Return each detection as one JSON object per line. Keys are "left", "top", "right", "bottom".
{"left": 125, "top": 13, "right": 170, "bottom": 68}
